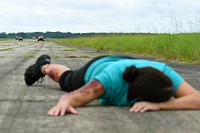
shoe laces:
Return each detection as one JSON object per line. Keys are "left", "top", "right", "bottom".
{"left": 37, "top": 77, "right": 44, "bottom": 83}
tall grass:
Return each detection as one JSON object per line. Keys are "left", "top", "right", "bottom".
{"left": 50, "top": 33, "right": 200, "bottom": 64}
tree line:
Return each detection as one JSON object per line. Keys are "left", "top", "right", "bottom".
{"left": 0, "top": 31, "right": 111, "bottom": 39}
{"left": 0, "top": 31, "right": 153, "bottom": 39}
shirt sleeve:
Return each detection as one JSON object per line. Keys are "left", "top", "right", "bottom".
{"left": 163, "top": 65, "right": 184, "bottom": 93}
{"left": 94, "top": 70, "right": 112, "bottom": 99}
{"left": 93, "top": 63, "right": 123, "bottom": 100}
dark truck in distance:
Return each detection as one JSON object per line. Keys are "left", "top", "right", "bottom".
{"left": 38, "top": 36, "right": 44, "bottom": 41}
{"left": 16, "top": 36, "right": 23, "bottom": 41}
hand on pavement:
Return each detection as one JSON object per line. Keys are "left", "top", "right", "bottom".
{"left": 129, "top": 101, "right": 160, "bottom": 112}
{"left": 48, "top": 99, "right": 78, "bottom": 116}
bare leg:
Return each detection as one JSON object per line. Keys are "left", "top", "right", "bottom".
{"left": 41, "top": 64, "right": 71, "bottom": 83}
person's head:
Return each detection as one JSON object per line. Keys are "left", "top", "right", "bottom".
{"left": 123, "top": 66, "right": 173, "bottom": 102}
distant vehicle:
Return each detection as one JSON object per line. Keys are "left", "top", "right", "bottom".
{"left": 16, "top": 36, "right": 23, "bottom": 41}
{"left": 38, "top": 36, "right": 44, "bottom": 41}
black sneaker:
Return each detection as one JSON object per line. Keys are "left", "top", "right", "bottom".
{"left": 24, "top": 54, "right": 51, "bottom": 86}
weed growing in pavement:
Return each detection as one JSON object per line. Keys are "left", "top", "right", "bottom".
{"left": 0, "top": 48, "right": 13, "bottom": 51}
{"left": 52, "top": 55, "right": 61, "bottom": 58}
{"left": 60, "top": 48, "right": 77, "bottom": 51}
{"left": 22, "top": 54, "right": 35, "bottom": 58}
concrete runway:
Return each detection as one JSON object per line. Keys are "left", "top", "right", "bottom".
{"left": 0, "top": 40, "right": 200, "bottom": 133}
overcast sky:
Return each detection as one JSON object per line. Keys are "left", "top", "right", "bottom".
{"left": 1, "top": 0, "right": 200, "bottom": 33}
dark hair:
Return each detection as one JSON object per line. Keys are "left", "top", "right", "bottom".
{"left": 123, "top": 66, "right": 173, "bottom": 102}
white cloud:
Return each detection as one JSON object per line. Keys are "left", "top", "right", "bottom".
{"left": 0, "top": 0, "right": 200, "bottom": 33}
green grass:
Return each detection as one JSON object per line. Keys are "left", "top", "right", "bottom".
{"left": 52, "top": 55, "right": 61, "bottom": 58}
{"left": 0, "top": 38, "right": 16, "bottom": 42}
{"left": 22, "top": 54, "right": 35, "bottom": 58}
{"left": 60, "top": 48, "right": 77, "bottom": 51}
{"left": 0, "top": 48, "right": 13, "bottom": 51}
{"left": 64, "top": 55, "right": 78, "bottom": 58}
{"left": 0, "top": 38, "right": 10, "bottom": 41}
{"left": 50, "top": 33, "right": 200, "bottom": 64}
{"left": 64, "top": 55, "right": 91, "bottom": 58}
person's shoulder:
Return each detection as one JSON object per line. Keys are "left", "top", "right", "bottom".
{"left": 130, "top": 59, "right": 167, "bottom": 65}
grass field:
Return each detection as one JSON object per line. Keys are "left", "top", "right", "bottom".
{"left": 50, "top": 33, "right": 200, "bottom": 64}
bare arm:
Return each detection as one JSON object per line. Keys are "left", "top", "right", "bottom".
{"left": 48, "top": 79, "right": 105, "bottom": 116}
{"left": 158, "top": 81, "right": 200, "bottom": 110}
{"left": 130, "top": 81, "right": 200, "bottom": 112}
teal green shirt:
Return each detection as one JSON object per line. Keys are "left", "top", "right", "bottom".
{"left": 84, "top": 57, "right": 184, "bottom": 106}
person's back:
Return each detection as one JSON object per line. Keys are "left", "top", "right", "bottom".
{"left": 84, "top": 57, "right": 183, "bottom": 105}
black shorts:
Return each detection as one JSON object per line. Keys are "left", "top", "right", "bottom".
{"left": 59, "top": 55, "right": 135, "bottom": 92}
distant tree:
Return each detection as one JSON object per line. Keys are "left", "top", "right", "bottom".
{"left": 16, "top": 32, "right": 27, "bottom": 38}
{"left": 0, "top": 32, "right": 7, "bottom": 38}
